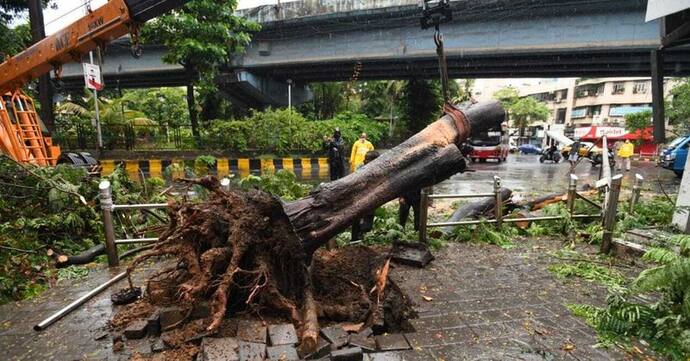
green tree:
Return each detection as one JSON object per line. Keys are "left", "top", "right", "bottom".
{"left": 624, "top": 110, "right": 652, "bottom": 134}
{"left": 668, "top": 78, "right": 690, "bottom": 135}
{"left": 0, "top": 1, "right": 52, "bottom": 57}
{"left": 401, "top": 79, "right": 442, "bottom": 135}
{"left": 142, "top": 0, "right": 260, "bottom": 141}
{"left": 121, "top": 88, "right": 189, "bottom": 127}
{"left": 509, "top": 97, "right": 549, "bottom": 141}
{"left": 492, "top": 86, "right": 520, "bottom": 108}
{"left": 302, "top": 82, "right": 348, "bottom": 119}
{"left": 453, "top": 79, "right": 475, "bottom": 103}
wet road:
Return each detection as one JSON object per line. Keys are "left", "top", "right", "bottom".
{"left": 434, "top": 154, "right": 680, "bottom": 198}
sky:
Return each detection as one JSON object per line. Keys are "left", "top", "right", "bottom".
{"left": 31, "top": 0, "right": 298, "bottom": 34}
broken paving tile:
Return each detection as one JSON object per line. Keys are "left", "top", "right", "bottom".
{"left": 321, "top": 324, "right": 350, "bottom": 348}
{"left": 268, "top": 323, "right": 298, "bottom": 346}
{"left": 123, "top": 320, "right": 148, "bottom": 340}
{"left": 331, "top": 347, "right": 364, "bottom": 361}
{"left": 150, "top": 339, "right": 167, "bottom": 353}
{"left": 93, "top": 330, "right": 109, "bottom": 341}
{"left": 237, "top": 320, "right": 267, "bottom": 344}
{"left": 374, "top": 334, "right": 410, "bottom": 351}
{"left": 146, "top": 312, "right": 161, "bottom": 336}
{"left": 159, "top": 307, "right": 184, "bottom": 330}
{"left": 367, "top": 351, "right": 403, "bottom": 361}
{"left": 199, "top": 337, "right": 239, "bottom": 361}
{"left": 238, "top": 340, "right": 266, "bottom": 361}
{"left": 390, "top": 241, "right": 434, "bottom": 268}
{"left": 266, "top": 344, "right": 299, "bottom": 360}
{"left": 358, "top": 327, "right": 374, "bottom": 338}
{"left": 349, "top": 334, "right": 376, "bottom": 352}
{"left": 299, "top": 337, "right": 330, "bottom": 360}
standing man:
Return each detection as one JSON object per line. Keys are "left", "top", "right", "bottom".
{"left": 323, "top": 128, "right": 345, "bottom": 180}
{"left": 350, "top": 132, "right": 374, "bottom": 170}
{"left": 569, "top": 137, "right": 582, "bottom": 167}
{"left": 618, "top": 139, "right": 634, "bottom": 171}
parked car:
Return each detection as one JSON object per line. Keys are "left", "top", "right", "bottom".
{"left": 660, "top": 135, "right": 689, "bottom": 177}
{"left": 518, "top": 143, "right": 542, "bottom": 154}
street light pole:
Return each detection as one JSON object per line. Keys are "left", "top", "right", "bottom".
{"left": 287, "top": 79, "right": 293, "bottom": 110}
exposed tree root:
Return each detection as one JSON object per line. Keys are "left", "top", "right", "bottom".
{"left": 124, "top": 177, "right": 388, "bottom": 353}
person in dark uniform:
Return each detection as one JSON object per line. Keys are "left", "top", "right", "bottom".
{"left": 399, "top": 188, "right": 421, "bottom": 230}
{"left": 323, "top": 128, "right": 345, "bottom": 180}
{"left": 351, "top": 150, "right": 380, "bottom": 242}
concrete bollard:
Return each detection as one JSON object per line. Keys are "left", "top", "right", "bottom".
{"left": 601, "top": 174, "right": 623, "bottom": 254}
{"left": 493, "top": 176, "right": 503, "bottom": 230}
{"left": 220, "top": 177, "right": 231, "bottom": 192}
{"left": 629, "top": 173, "right": 643, "bottom": 213}
{"left": 567, "top": 174, "right": 578, "bottom": 216}
{"left": 99, "top": 180, "right": 119, "bottom": 267}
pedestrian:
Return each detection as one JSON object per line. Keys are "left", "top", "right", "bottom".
{"left": 350, "top": 132, "right": 374, "bottom": 171}
{"left": 351, "top": 150, "right": 380, "bottom": 242}
{"left": 617, "top": 139, "right": 634, "bottom": 171}
{"left": 399, "top": 188, "right": 421, "bottom": 231}
{"left": 569, "top": 137, "right": 582, "bottom": 167}
{"left": 323, "top": 128, "right": 345, "bottom": 181}
{"left": 613, "top": 140, "right": 623, "bottom": 169}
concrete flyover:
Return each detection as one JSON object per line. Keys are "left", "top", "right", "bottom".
{"left": 58, "top": 0, "right": 690, "bottom": 107}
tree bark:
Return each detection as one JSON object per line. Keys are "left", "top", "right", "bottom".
{"left": 185, "top": 66, "right": 199, "bottom": 142}
{"left": 285, "top": 101, "right": 506, "bottom": 254}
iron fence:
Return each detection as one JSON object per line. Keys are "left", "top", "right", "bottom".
{"left": 54, "top": 123, "right": 201, "bottom": 151}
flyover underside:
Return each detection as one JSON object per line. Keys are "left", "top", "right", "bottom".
{"left": 239, "top": 48, "right": 690, "bottom": 82}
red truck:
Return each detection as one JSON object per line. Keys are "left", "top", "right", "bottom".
{"left": 468, "top": 126, "right": 509, "bottom": 163}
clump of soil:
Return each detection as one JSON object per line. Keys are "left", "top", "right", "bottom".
{"left": 110, "top": 299, "right": 155, "bottom": 329}
{"left": 114, "top": 176, "right": 409, "bottom": 356}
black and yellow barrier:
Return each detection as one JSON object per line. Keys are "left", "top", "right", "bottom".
{"left": 100, "top": 157, "right": 330, "bottom": 181}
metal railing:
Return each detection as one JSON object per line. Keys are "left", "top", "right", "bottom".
{"left": 98, "top": 178, "right": 232, "bottom": 266}
{"left": 417, "top": 173, "right": 642, "bottom": 246}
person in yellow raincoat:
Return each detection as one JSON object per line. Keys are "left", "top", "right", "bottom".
{"left": 350, "top": 133, "right": 374, "bottom": 170}
{"left": 617, "top": 139, "right": 634, "bottom": 171}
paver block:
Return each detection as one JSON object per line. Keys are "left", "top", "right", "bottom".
{"left": 390, "top": 241, "right": 434, "bottom": 268}
{"left": 238, "top": 341, "right": 266, "bottom": 361}
{"left": 191, "top": 301, "right": 211, "bottom": 319}
{"left": 237, "top": 320, "right": 267, "bottom": 344}
{"left": 367, "top": 352, "right": 403, "bottom": 361}
{"left": 331, "top": 347, "right": 363, "bottom": 361}
{"left": 123, "top": 320, "right": 148, "bottom": 340}
{"left": 358, "top": 327, "right": 374, "bottom": 338}
{"left": 268, "top": 323, "right": 298, "bottom": 345}
{"left": 320, "top": 325, "right": 350, "bottom": 348}
{"left": 349, "top": 333, "right": 376, "bottom": 352}
{"left": 199, "top": 337, "right": 239, "bottom": 361}
{"left": 159, "top": 307, "right": 184, "bottom": 330}
{"left": 150, "top": 339, "right": 167, "bottom": 353}
{"left": 299, "top": 337, "right": 331, "bottom": 360}
{"left": 266, "top": 344, "right": 299, "bottom": 360}
{"left": 375, "top": 334, "right": 410, "bottom": 351}
{"left": 146, "top": 312, "right": 161, "bottom": 336}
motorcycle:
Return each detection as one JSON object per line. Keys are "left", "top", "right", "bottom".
{"left": 590, "top": 151, "right": 616, "bottom": 168}
{"left": 539, "top": 147, "right": 562, "bottom": 163}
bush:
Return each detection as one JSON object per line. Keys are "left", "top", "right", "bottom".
{"left": 204, "top": 109, "right": 387, "bottom": 154}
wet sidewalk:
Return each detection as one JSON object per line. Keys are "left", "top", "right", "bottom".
{"left": 0, "top": 239, "right": 628, "bottom": 360}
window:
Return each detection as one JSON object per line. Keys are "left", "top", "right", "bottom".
{"left": 612, "top": 82, "right": 625, "bottom": 95}
{"left": 571, "top": 107, "right": 587, "bottom": 118}
{"left": 556, "top": 108, "right": 566, "bottom": 124}
{"left": 633, "top": 82, "right": 647, "bottom": 94}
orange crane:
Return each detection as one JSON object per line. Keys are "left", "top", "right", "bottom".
{"left": 0, "top": 0, "right": 188, "bottom": 166}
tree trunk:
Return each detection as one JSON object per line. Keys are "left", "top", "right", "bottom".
{"left": 185, "top": 66, "right": 199, "bottom": 142}
{"left": 285, "top": 101, "right": 506, "bottom": 254}
{"left": 28, "top": 0, "right": 54, "bottom": 132}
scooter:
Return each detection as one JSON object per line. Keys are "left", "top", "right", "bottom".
{"left": 539, "top": 147, "right": 562, "bottom": 163}
{"left": 590, "top": 151, "right": 616, "bottom": 168}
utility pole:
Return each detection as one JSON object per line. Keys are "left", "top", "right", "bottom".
{"left": 28, "top": 0, "right": 55, "bottom": 132}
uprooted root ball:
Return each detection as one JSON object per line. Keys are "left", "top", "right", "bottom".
{"left": 121, "top": 176, "right": 390, "bottom": 353}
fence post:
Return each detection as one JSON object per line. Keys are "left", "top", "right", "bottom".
{"left": 567, "top": 174, "right": 578, "bottom": 216}
{"left": 493, "top": 176, "right": 502, "bottom": 230}
{"left": 418, "top": 187, "right": 430, "bottom": 244}
{"left": 601, "top": 174, "right": 623, "bottom": 254}
{"left": 220, "top": 177, "right": 231, "bottom": 192}
{"left": 629, "top": 173, "right": 644, "bottom": 213}
{"left": 99, "top": 180, "right": 119, "bottom": 267}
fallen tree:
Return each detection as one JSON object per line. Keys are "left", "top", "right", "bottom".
{"left": 439, "top": 187, "right": 512, "bottom": 235}
{"left": 122, "top": 101, "right": 505, "bottom": 353}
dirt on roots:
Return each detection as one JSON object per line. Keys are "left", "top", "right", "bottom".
{"left": 112, "top": 176, "right": 408, "bottom": 357}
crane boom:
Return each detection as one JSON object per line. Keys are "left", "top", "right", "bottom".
{"left": 0, "top": 0, "right": 189, "bottom": 166}
{"left": 0, "top": 0, "right": 188, "bottom": 94}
